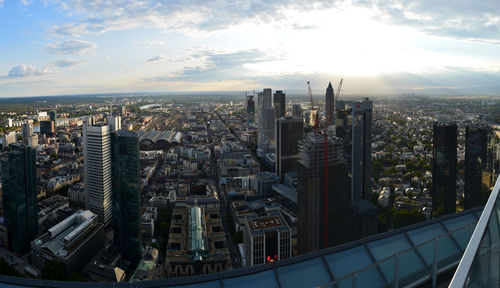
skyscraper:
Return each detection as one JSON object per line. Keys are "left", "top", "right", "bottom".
{"left": 297, "top": 135, "right": 349, "bottom": 254}
{"left": 111, "top": 130, "right": 141, "bottom": 262}
{"left": 257, "top": 89, "right": 275, "bottom": 155}
{"left": 335, "top": 98, "right": 373, "bottom": 202}
{"left": 1, "top": 144, "right": 38, "bottom": 255}
{"left": 292, "top": 104, "right": 302, "bottom": 118}
{"left": 247, "top": 95, "right": 255, "bottom": 123}
{"left": 273, "top": 90, "right": 286, "bottom": 119}
{"left": 275, "top": 117, "right": 303, "bottom": 180}
{"left": 49, "top": 110, "right": 57, "bottom": 130}
{"left": 325, "top": 82, "right": 334, "bottom": 119}
{"left": 83, "top": 119, "right": 112, "bottom": 226}
{"left": 465, "top": 124, "right": 493, "bottom": 209}
{"left": 40, "top": 120, "right": 54, "bottom": 135}
{"left": 432, "top": 122, "right": 457, "bottom": 217}
{"left": 22, "top": 122, "right": 33, "bottom": 145}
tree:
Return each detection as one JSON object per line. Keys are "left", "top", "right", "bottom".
{"left": 392, "top": 209, "right": 424, "bottom": 229}
{"left": 41, "top": 259, "right": 65, "bottom": 280}
{"left": 0, "top": 258, "right": 22, "bottom": 277}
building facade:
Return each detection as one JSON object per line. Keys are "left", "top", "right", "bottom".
{"left": 247, "top": 95, "right": 255, "bottom": 123}
{"left": 432, "top": 122, "right": 457, "bottom": 217}
{"left": 111, "top": 130, "right": 141, "bottom": 262}
{"left": 273, "top": 90, "right": 286, "bottom": 119}
{"left": 257, "top": 88, "right": 275, "bottom": 155}
{"left": 1, "top": 144, "right": 38, "bottom": 255}
{"left": 464, "top": 124, "right": 494, "bottom": 209}
{"left": 83, "top": 119, "right": 112, "bottom": 226}
{"left": 49, "top": 110, "right": 57, "bottom": 130}
{"left": 275, "top": 117, "right": 304, "bottom": 180}
{"left": 243, "top": 213, "right": 291, "bottom": 266}
{"left": 297, "top": 135, "right": 350, "bottom": 254}
{"left": 325, "top": 82, "right": 334, "bottom": 119}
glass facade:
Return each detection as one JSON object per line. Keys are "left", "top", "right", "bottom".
{"left": 111, "top": 130, "right": 141, "bottom": 262}
{"left": 0, "top": 144, "right": 38, "bottom": 255}
{"left": 432, "top": 122, "right": 457, "bottom": 217}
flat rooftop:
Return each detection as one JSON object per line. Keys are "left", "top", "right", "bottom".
{"left": 250, "top": 216, "right": 283, "bottom": 231}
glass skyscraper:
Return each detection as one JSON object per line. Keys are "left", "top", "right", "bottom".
{"left": 111, "top": 130, "right": 141, "bottom": 262}
{"left": 1, "top": 144, "right": 38, "bottom": 255}
{"left": 432, "top": 122, "right": 457, "bottom": 217}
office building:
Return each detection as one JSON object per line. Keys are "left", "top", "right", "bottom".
{"left": 109, "top": 116, "right": 121, "bottom": 132}
{"left": 275, "top": 117, "right": 304, "bottom": 180}
{"left": 464, "top": 124, "right": 494, "bottom": 209}
{"left": 165, "top": 206, "right": 231, "bottom": 277}
{"left": 335, "top": 98, "right": 373, "bottom": 202}
{"left": 49, "top": 110, "right": 57, "bottom": 130}
{"left": 40, "top": 120, "right": 54, "bottom": 135}
{"left": 111, "top": 130, "right": 141, "bottom": 262}
{"left": 243, "top": 213, "right": 291, "bottom": 266}
{"left": 273, "top": 90, "right": 286, "bottom": 119}
{"left": 325, "top": 82, "right": 334, "bottom": 118}
{"left": 1, "top": 144, "right": 38, "bottom": 255}
{"left": 83, "top": 119, "right": 112, "bottom": 226}
{"left": 31, "top": 210, "right": 104, "bottom": 274}
{"left": 432, "top": 122, "right": 457, "bottom": 217}
{"left": 247, "top": 95, "right": 255, "bottom": 123}
{"left": 297, "top": 134, "right": 350, "bottom": 254}
{"left": 120, "top": 106, "right": 127, "bottom": 115}
{"left": 22, "top": 122, "right": 33, "bottom": 145}
{"left": 292, "top": 104, "right": 302, "bottom": 118}
{"left": 257, "top": 89, "right": 275, "bottom": 155}
{"left": 1, "top": 132, "right": 17, "bottom": 150}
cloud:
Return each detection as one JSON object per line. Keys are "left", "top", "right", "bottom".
{"left": 144, "top": 48, "right": 284, "bottom": 82}
{"left": 2, "top": 64, "right": 53, "bottom": 79}
{"left": 354, "top": 0, "right": 500, "bottom": 44}
{"left": 21, "top": 0, "right": 33, "bottom": 5}
{"left": 50, "top": 59, "right": 83, "bottom": 67}
{"left": 46, "top": 40, "right": 96, "bottom": 55}
{"left": 147, "top": 54, "right": 166, "bottom": 62}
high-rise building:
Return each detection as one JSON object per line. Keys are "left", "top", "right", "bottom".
{"left": 108, "top": 116, "right": 122, "bottom": 132}
{"left": 83, "top": 119, "right": 112, "bottom": 226}
{"left": 120, "top": 106, "right": 127, "bottom": 116}
{"left": 257, "top": 89, "right": 275, "bottom": 155}
{"left": 465, "top": 124, "right": 494, "bottom": 209}
{"left": 275, "top": 117, "right": 304, "bottom": 180}
{"left": 247, "top": 95, "right": 255, "bottom": 123}
{"left": 273, "top": 90, "right": 286, "bottom": 119}
{"left": 1, "top": 144, "right": 38, "bottom": 255}
{"left": 297, "top": 134, "right": 349, "bottom": 254}
{"left": 335, "top": 98, "right": 373, "bottom": 202}
{"left": 243, "top": 213, "right": 291, "bottom": 266}
{"left": 325, "top": 82, "right": 334, "bottom": 119}
{"left": 49, "top": 110, "right": 57, "bottom": 130}
{"left": 22, "top": 122, "right": 33, "bottom": 145}
{"left": 292, "top": 104, "right": 302, "bottom": 118}
{"left": 1, "top": 131, "right": 17, "bottom": 150}
{"left": 111, "top": 130, "right": 141, "bottom": 262}
{"left": 40, "top": 120, "right": 54, "bottom": 135}
{"left": 432, "top": 122, "right": 457, "bottom": 217}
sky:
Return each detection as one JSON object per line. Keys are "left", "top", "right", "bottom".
{"left": 2, "top": 0, "right": 500, "bottom": 97}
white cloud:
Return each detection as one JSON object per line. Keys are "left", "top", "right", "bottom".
{"left": 3, "top": 64, "right": 53, "bottom": 78}
{"left": 147, "top": 54, "right": 166, "bottom": 62}
{"left": 50, "top": 59, "right": 83, "bottom": 67}
{"left": 46, "top": 39, "right": 96, "bottom": 55}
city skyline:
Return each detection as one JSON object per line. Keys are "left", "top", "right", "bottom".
{"left": 2, "top": 1, "right": 500, "bottom": 97}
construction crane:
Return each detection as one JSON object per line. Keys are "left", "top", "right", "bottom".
{"left": 307, "top": 81, "right": 319, "bottom": 133}
{"left": 307, "top": 79, "right": 343, "bottom": 249}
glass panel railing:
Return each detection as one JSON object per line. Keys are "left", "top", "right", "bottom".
{"left": 451, "top": 175, "right": 500, "bottom": 287}
{"left": 319, "top": 221, "right": 477, "bottom": 288}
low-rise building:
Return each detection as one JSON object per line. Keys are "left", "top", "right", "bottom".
{"left": 31, "top": 210, "right": 104, "bottom": 274}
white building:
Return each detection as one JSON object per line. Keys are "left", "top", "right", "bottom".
{"left": 83, "top": 119, "right": 112, "bottom": 226}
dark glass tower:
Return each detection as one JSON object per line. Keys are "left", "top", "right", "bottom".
{"left": 335, "top": 98, "right": 373, "bottom": 202}
{"left": 247, "top": 95, "right": 255, "bottom": 123}
{"left": 297, "top": 135, "right": 349, "bottom": 254}
{"left": 432, "top": 122, "right": 457, "bottom": 217}
{"left": 1, "top": 144, "right": 38, "bottom": 255}
{"left": 273, "top": 90, "right": 286, "bottom": 119}
{"left": 325, "top": 82, "right": 334, "bottom": 118}
{"left": 275, "top": 117, "right": 304, "bottom": 180}
{"left": 111, "top": 130, "right": 141, "bottom": 262}
{"left": 49, "top": 110, "right": 57, "bottom": 130}
{"left": 40, "top": 120, "right": 54, "bottom": 135}
{"left": 465, "top": 124, "right": 492, "bottom": 209}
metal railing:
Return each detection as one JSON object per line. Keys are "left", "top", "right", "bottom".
{"left": 317, "top": 221, "right": 478, "bottom": 288}
{"left": 449, "top": 175, "right": 500, "bottom": 287}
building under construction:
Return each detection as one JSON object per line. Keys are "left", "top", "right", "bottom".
{"left": 296, "top": 134, "right": 350, "bottom": 254}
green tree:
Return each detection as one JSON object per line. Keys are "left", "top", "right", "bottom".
{"left": 41, "top": 259, "right": 65, "bottom": 280}
{"left": 392, "top": 209, "right": 424, "bottom": 229}
{"left": 0, "top": 258, "right": 22, "bottom": 277}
